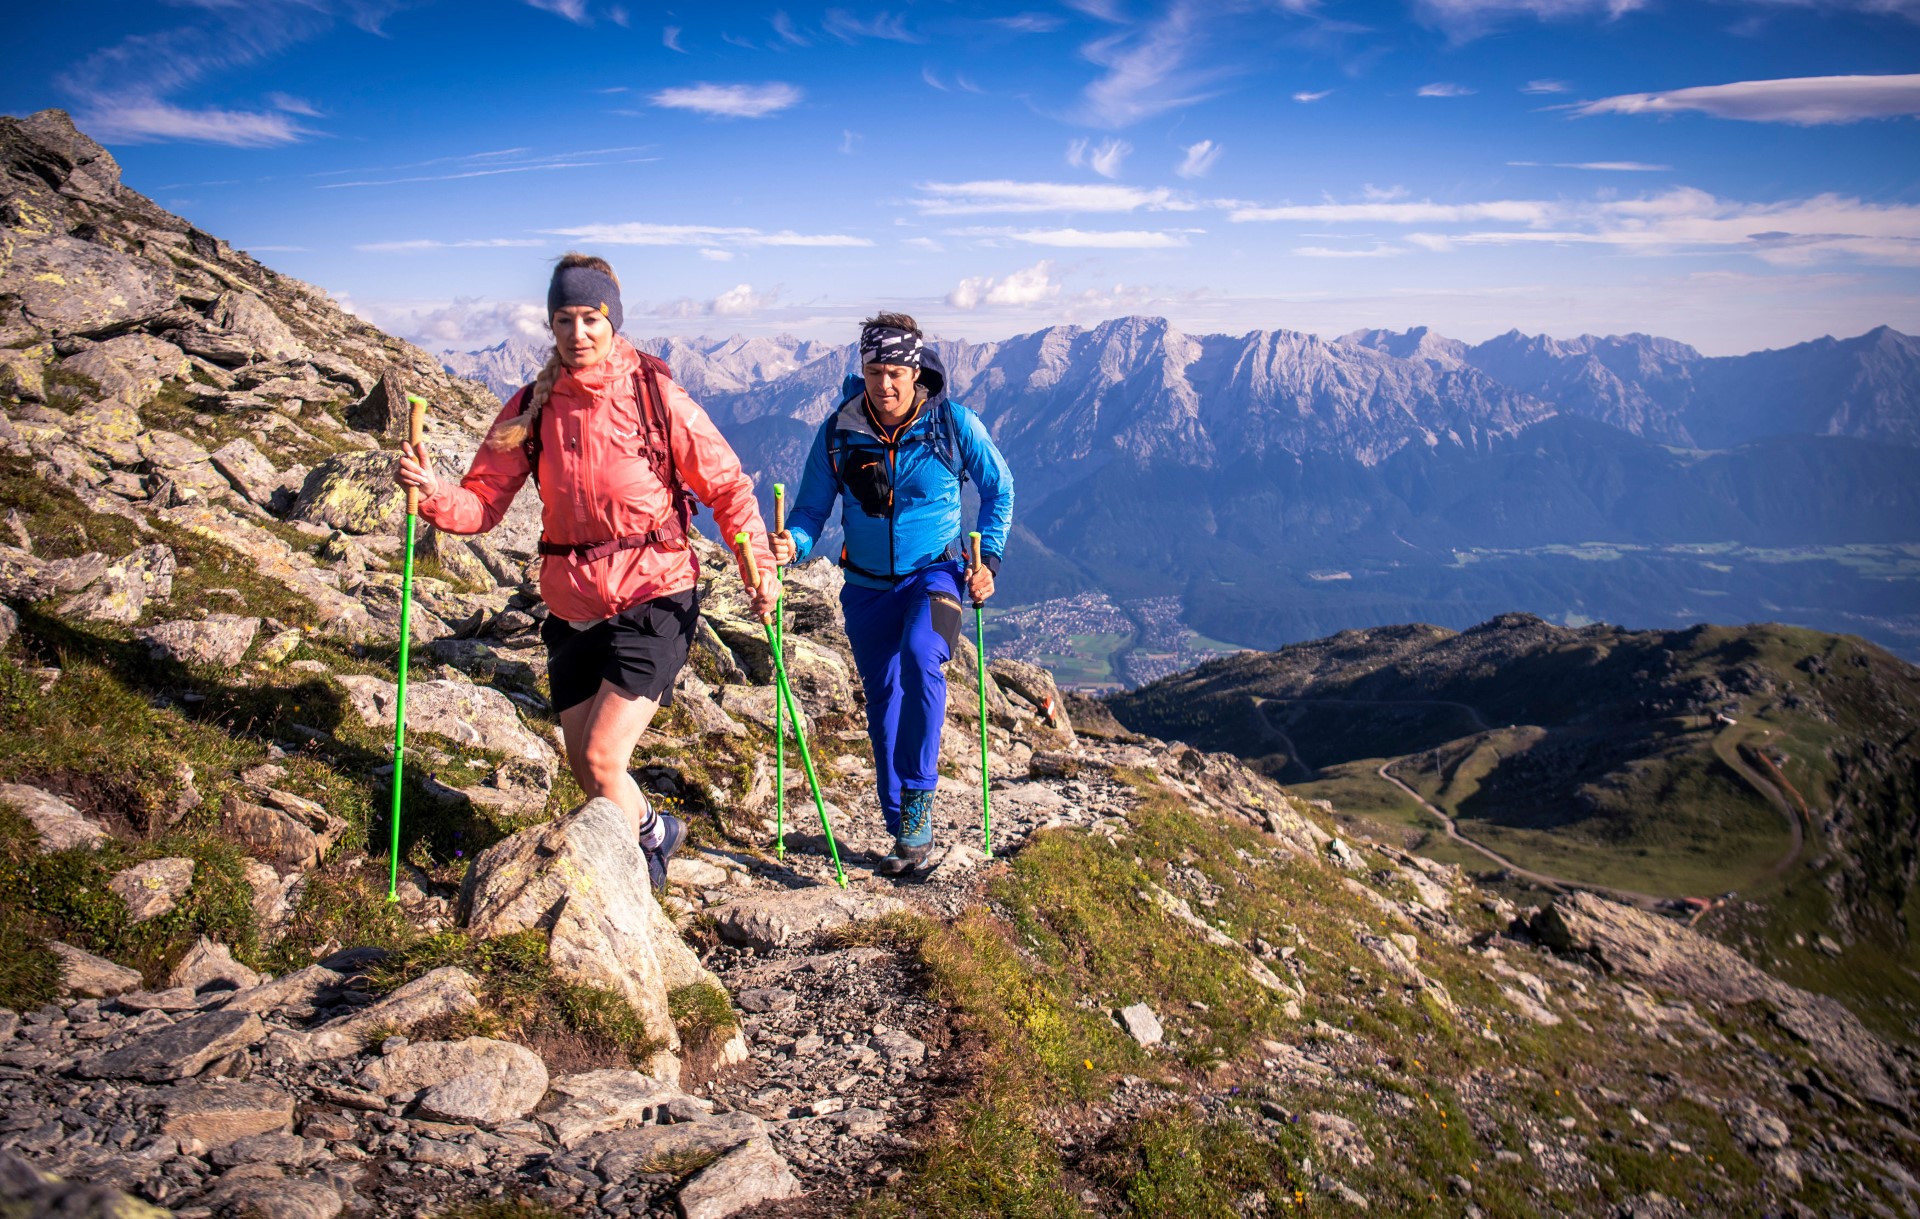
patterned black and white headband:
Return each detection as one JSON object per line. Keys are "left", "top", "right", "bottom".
{"left": 860, "top": 325, "right": 924, "bottom": 369}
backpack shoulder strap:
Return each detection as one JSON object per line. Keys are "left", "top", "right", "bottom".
{"left": 935, "top": 398, "right": 967, "bottom": 484}
{"left": 632, "top": 355, "right": 697, "bottom": 534}
{"left": 512, "top": 384, "right": 542, "bottom": 486}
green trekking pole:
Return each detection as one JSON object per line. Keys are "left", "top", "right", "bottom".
{"left": 388, "top": 394, "right": 429, "bottom": 903}
{"left": 771, "top": 484, "right": 787, "bottom": 861}
{"left": 735, "top": 534, "right": 847, "bottom": 889}
{"left": 970, "top": 532, "right": 993, "bottom": 859}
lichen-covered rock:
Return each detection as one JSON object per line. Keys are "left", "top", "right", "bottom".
{"left": 711, "top": 885, "right": 908, "bottom": 952}
{"left": 210, "top": 437, "right": 284, "bottom": 507}
{"left": 60, "top": 334, "right": 189, "bottom": 406}
{"left": 0, "top": 1149, "right": 169, "bottom": 1219}
{"left": 0, "top": 234, "right": 174, "bottom": 337}
{"left": 0, "top": 348, "right": 47, "bottom": 403}
{"left": 55, "top": 543, "right": 174, "bottom": 623}
{"left": 336, "top": 674, "right": 556, "bottom": 772}
{"left": 676, "top": 1135, "right": 802, "bottom": 1219}
{"left": 170, "top": 936, "right": 264, "bottom": 993}
{"left": 138, "top": 613, "right": 260, "bottom": 668}
{"left": 288, "top": 451, "right": 405, "bottom": 535}
{"left": 108, "top": 857, "right": 196, "bottom": 923}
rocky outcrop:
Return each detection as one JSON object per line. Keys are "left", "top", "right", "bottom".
{"left": 1534, "top": 891, "right": 1910, "bottom": 1112}
{"left": 0, "top": 783, "right": 109, "bottom": 851}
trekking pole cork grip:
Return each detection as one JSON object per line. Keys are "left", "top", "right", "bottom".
{"left": 969, "top": 531, "right": 984, "bottom": 602}
{"left": 405, "top": 394, "right": 429, "bottom": 515}
{"left": 732, "top": 532, "right": 766, "bottom": 615}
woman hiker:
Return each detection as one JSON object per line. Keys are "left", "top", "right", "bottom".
{"left": 395, "top": 252, "right": 780, "bottom": 890}
{"left": 771, "top": 313, "right": 1014, "bottom": 876}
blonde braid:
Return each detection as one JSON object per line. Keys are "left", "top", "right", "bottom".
{"left": 487, "top": 348, "right": 565, "bottom": 452}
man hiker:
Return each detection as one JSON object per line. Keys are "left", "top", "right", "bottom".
{"left": 770, "top": 313, "right": 1014, "bottom": 876}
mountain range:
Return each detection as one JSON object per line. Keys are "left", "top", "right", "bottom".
{"left": 443, "top": 318, "right": 1920, "bottom": 663}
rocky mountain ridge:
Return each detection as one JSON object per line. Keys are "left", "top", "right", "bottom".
{"left": 5, "top": 108, "right": 1920, "bottom": 1219}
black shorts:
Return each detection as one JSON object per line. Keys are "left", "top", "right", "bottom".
{"left": 541, "top": 589, "right": 699, "bottom": 715}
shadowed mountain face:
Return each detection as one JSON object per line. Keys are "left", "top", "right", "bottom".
{"left": 1107, "top": 614, "right": 1920, "bottom": 1019}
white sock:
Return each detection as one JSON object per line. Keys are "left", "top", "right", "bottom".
{"left": 637, "top": 794, "right": 667, "bottom": 849}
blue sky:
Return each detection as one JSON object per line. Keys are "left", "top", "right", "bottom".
{"left": 7, "top": 1, "right": 1920, "bottom": 355}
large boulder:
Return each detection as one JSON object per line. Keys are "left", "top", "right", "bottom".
{"left": 0, "top": 235, "right": 173, "bottom": 338}
{"left": 988, "top": 657, "right": 1074, "bottom": 736}
{"left": 458, "top": 798, "right": 722, "bottom": 1070}
{"left": 59, "top": 334, "right": 190, "bottom": 407}
{"left": 213, "top": 290, "right": 306, "bottom": 362}
{"left": 209, "top": 437, "right": 284, "bottom": 508}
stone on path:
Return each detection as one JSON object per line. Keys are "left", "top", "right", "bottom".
{"left": 219, "top": 965, "right": 347, "bottom": 1019}
{"left": 284, "top": 967, "right": 480, "bottom": 1061}
{"left": 870, "top": 1029, "right": 927, "bottom": 1066}
{"left": 565, "top": 1111, "right": 765, "bottom": 1178}
{"left": 1118, "top": 1002, "right": 1163, "bottom": 1047}
{"left": 107, "top": 857, "right": 196, "bottom": 923}
{"left": 356, "top": 1037, "right": 548, "bottom": 1126}
{"left": 1, "top": 783, "right": 108, "bottom": 851}
{"left": 536, "top": 1069, "right": 685, "bottom": 1148}
{"left": 79, "top": 1010, "right": 266, "bottom": 1081}
{"left": 711, "top": 886, "right": 908, "bottom": 952}
{"left": 169, "top": 936, "right": 263, "bottom": 993}
{"left": 460, "top": 798, "right": 721, "bottom": 1068}
{"left": 676, "top": 1135, "right": 802, "bottom": 1219}
{"left": 201, "top": 1169, "right": 343, "bottom": 1219}
{"left": 48, "top": 941, "right": 143, "bottom": 998}
{"left": 157, "top": 1079, "right": 296, "bottom": 1148}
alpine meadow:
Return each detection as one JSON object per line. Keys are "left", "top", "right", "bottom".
{"left": 3, "top": 2, "right": 1920, "bottom": 1219}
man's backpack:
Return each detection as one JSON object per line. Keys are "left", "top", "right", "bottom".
{"left": 824, "top": 380, "right": 968, "bottom": 507}
{"left": 521, "top": 351, "right": 698, "bottom": 552}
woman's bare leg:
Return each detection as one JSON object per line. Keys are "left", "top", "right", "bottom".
{"left": 565, "top": 680, "right": 660, "bottom": 838}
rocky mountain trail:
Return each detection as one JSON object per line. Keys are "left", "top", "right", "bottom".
{"left": 6, "top": 106, "right": 1920, "bottom": 1218}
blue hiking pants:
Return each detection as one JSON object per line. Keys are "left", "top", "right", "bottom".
{"left": 841, "top": 561, "right": 966, "bottom": 846}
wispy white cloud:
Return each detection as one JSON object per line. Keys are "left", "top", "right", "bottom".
{"left": 1415, "top": 0, "right": 1646, "bottom": 40}
{"left": 913, "top": 179, "right": 1196, "bottom": 215}
{"left": 1363, "top": 183, "right": 1409, "bottom": 202}
{"left": 319, "top": 147, "right": 655, "bottom": 189}
{"left": 949, "top": 260, "right": 1061, "bottom": 309}
{"left": 1418, "top": 82, "right": 1476, "bottom": 97}
{"left": 824, "top": 9, "right": 923, "bottom": 42}
{"left": 1232, "top": 199, "right": 1552, "bottom": 224}
{"left": 1294, "top": 245, "right": 1406, "bottom": 258}
{"left": 921, "top": 67, "right": 949, "bottom": 92}
{"left": 265, "top": 92, "right": 324, "bottom": 117}
{"left": 81, "top": 102, "right": 315, "bottom": 147}
{"left": 1292, "top": 89, "right": 1332, "bottom": 102}
{"left": 1075, "top": 1, "right": 1225, "bottom": 127}
{"left": 902, "top": 237, "right": 946, "bottom": 251}
{"left": 609, "top": 5, "right": 629, "bottom": 26}
{"left": 771, "top": 11, "right": 810, "bottom": 45}
{"left": 366, "top": 297, "right": 551, "bottom": 348}
{"left": 1571, "top": 74, "right": 1920, "bottom": 125}
{"left": 354, "top": 238, "right": 547, "bottom": 253}
{"left": 840, "top": 130, "right": 862, "bottom": 155}
{"left": 650, "top": 82, "right": 803, "bottom": 118}
{"left": 1176, "top": 139, "right": 1222, "bottom": 178}
{"left": 653, "top": 284, "right": 781, "bottom": 319}
{"left": 523, "top": 0, "right": 590, "bottom": 23}
{"left": 994, "top": 13, "right": 1065, "bottom": 31}
{"left": 1508, "top": 160, "right": 1671, "bottom": 171}
{"left": 543, "top": 222, "right": 872, "bottom": 248}
{"left": 948, "top": 226, "right": 1196, "bottom": 248}
{"left": 699, "top": 249, "right": 736, "bottom": 262}
{"left": 662, "top": 25, "right": 685, "bottom": 52}
{"left": 1240, "top": 185, "right": 1920, "bottom": 267}
{"left": 1523, "top": 79, "right": 1571, "bottom": 94}
{"left": 1067, "top": 137, "right": 1133, "bottom": 178}
{"left": 56, "top": 0, "right": 401, "bottom": 146}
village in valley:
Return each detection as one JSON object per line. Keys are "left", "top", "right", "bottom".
{"left": 985, "top": 592, "right": 1248, "bottom": 692}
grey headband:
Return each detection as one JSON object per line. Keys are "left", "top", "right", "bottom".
{"left": 548, "top": 265, "right": 623, "bottom": 332}
{"left": 860, "top": 325, "right": 924, "bottom": 369}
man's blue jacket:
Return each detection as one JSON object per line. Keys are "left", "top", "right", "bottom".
{"left": 785, "top": 346, "right": 1014, "bottom": 590}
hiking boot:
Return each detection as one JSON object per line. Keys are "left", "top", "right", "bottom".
{"left": 642, "top": 811, "right": 686, "bottom": 893}
{"left": 876, "top": 840, "right": 931, "bottom": 877}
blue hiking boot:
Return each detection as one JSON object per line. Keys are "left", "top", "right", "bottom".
{"left": 878, "top": 789, "right": 935, "bottom": 877}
